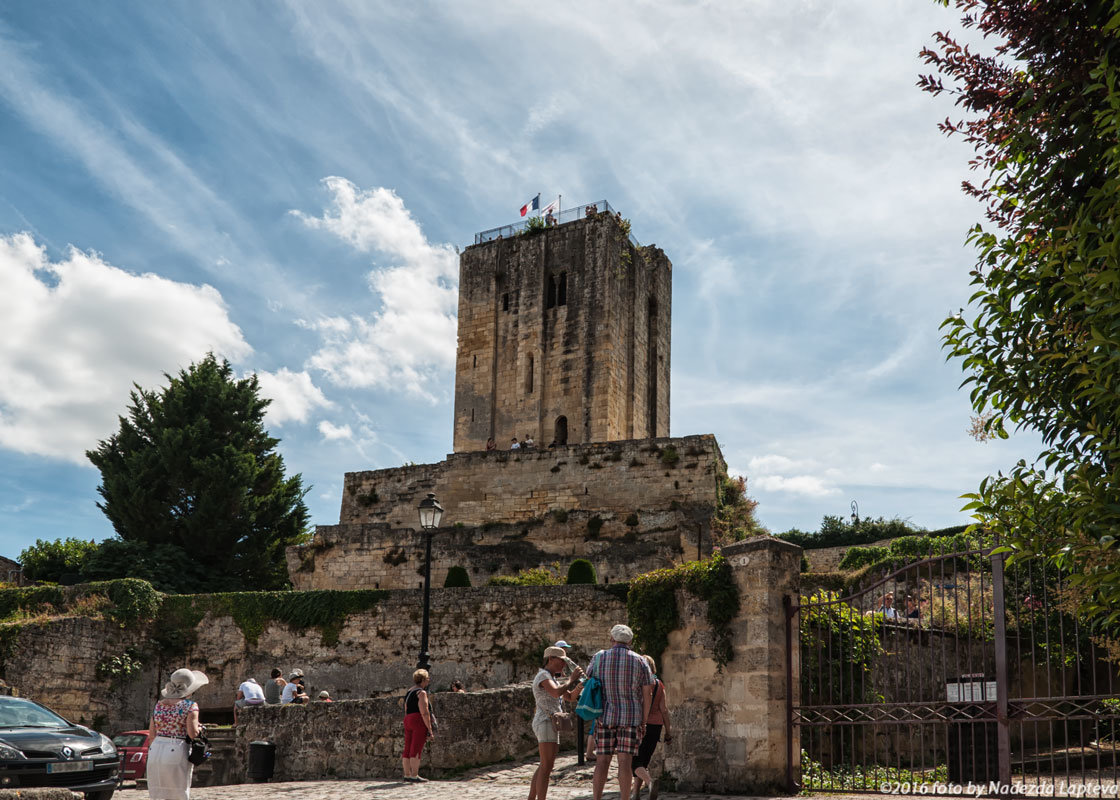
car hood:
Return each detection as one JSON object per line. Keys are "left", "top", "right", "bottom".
{"left": 0, "top": 726, "right": 103, "bottom": 754}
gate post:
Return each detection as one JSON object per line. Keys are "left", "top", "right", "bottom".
{"left": 991, "top": 550, "right": 1012, "bottom": 789}
{"left": 658, "top": 536, "right": 801, "bottom": 794}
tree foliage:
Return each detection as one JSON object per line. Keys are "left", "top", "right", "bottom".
{"left": 921, "top": 1, "right": 1120, "bottom": 621}
{"left": 85, "top": 354, "right": 309, "bottom": 591}
{"left": 19, "top": 538, "right": 97, "bottom": 584}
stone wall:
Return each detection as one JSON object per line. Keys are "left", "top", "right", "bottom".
{"left": 1, "top": 585, "right": 625, "bottom": 736}
{"left": 233, "top": 686, "right": 540, "bottom": 781}
{"left": 337, "top": 435, "right": 720, "bottom": 527}
{"left": 290, "top": 508, "right": 709, "bottom": 591}
{"left": 453, "top": 212, "right": 671, "bottom": 453}
{"left": 658, "top": 537, "right": 802, "bottom": 795}
{"left": 801, "top": 538, "right": 896, "bottom": 572}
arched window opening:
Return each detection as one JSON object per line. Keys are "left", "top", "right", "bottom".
{"left": 554, "top": 415, "right": 568, "bottom": 445}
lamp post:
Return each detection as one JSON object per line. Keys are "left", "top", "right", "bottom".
{"left": 850, "top": 500, "right": 860, "bottom": 526}
{"left": 416, "top": 492, "right": 443, "bottom": 672}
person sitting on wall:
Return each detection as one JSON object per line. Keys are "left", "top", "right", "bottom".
{"left": 450, "top": 681, "right": 466, "bottom": 693}
{"left": 233, "top": 676, "right": 265, "bottom": 723}
{"left": 281, "top": 671, "right": 307, "bottom": 704}
{"left": 523, "top": 435, "right": 535, "bottom": 449}
{"left": 486, "top": 437, "right": 497, "bottom": 451}
{"left": 316, "top": 690, "right": 333, "bottom": 702}
{"left": 263, "top": 668, "right": 286, "bottom": 705}
{"left": 511, "top": 438, "right": 521, "bottom": 450}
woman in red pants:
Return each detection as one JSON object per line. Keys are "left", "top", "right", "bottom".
{"left": 401, "top": 669, "right": 434, "bottom": 782}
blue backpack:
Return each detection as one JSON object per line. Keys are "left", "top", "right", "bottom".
{"left": 575, "top": 676, "right": 603, "bottom": 721}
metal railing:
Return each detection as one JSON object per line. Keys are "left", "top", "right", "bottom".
{"left": 473, "top": 200, "right": 640, "bottom": 247}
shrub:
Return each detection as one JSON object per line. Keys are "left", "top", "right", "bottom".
{"left": 586, "top": 516, "right": 604, "bottom": 538}
{"left": 550, "top": 509, "right": 569, "bottom": 523}
{"left": 488, "top": 566, "right": 563, "bottom": 586}
{"left": 444, "top": 566, "right": 471, "bottom": 588}
{"left": 777, "top": 515, "right": 923, "bottom": 550}
{"left": 659, "top": 446, "right": 680, "bottom": 466}
{"left": 566, "top": 559, "right": 597, "bottom": 585}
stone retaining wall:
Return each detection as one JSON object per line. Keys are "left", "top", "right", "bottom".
{"left": 234, "top": 686, "right": 539, "bottom": 781}
{"left": 1, "top": 585, "right": 625, "bottom": 736}
{"left": 290, "top": 507, "right": 710, "bottom": 590}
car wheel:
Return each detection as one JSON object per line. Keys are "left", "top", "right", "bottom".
{"left": 84, "top": 790, "right": 114, "bottom": 800}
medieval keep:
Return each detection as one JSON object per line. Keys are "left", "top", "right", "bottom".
{"left": 288, "top": 203, "right": 724, "bottom": 589}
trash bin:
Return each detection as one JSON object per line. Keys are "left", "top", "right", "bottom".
{"left": 247, "top": 740, "right": 276, "bottom": 783}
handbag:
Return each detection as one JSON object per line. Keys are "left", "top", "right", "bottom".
{"left": 551, "top": 711, "right": 575, "bottom": 732}
{"left": 185, "top": 733, "right": 210, "bottom": 766}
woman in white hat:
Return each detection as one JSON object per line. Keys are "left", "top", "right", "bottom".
{"left": 144, "top": 668, "right": 208, "bottom": 799}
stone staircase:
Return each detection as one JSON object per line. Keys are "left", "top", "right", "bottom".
{"left": 192, "top": 727, "right": 239, "bottom": 786}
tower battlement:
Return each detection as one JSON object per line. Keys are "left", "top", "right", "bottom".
{"left": 453, "top": 209, "right": 671, "bottom": 453}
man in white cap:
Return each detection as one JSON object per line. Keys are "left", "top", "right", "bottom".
{"left": 584, "top": 623, "right": 654, "bottom": 800}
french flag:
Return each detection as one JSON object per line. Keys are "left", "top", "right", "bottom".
{"left": 520, "top": 194, "right": 540, "bottom": 217}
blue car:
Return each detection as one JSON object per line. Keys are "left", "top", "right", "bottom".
{"left": 0, "top": 695, "right": 119, "bottom": 799}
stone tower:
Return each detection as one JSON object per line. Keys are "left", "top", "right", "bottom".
{"left": 453, "top": 208, "right": 671, "bottom": 453}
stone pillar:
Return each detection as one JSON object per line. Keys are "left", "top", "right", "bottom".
{"left": 660, "top": 536, "right": 801, "bottom": 795}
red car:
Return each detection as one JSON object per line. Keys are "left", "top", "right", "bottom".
{"left": 111, "top": 731, "right": 147, "bottom": 785}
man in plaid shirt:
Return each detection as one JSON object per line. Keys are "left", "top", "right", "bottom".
{"left": 586, "top": 623, "right": 654, "bottom": 800}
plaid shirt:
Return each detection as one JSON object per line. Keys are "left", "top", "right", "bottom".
{"left": 587, "top": 643, "right": 654, "bottom": 727}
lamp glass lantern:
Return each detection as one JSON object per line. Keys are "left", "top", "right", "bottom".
{"left": 418, "top": 493, "right": 443, "bottom": 530}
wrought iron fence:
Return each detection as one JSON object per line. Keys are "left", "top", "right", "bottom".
{"left": 788, "top": 542, "right": 1120, "bottom": 795}
{"left": 473, "top": 200, "right": 640, "bottom": 246}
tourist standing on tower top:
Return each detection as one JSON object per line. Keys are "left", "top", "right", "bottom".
{"left": 528, "top": 646, "right": 583, "bottom": 800}
{"left": 585, "top": 624, "right": 654, "bottom": 800}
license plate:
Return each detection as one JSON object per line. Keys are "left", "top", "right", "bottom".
{"left": 46, "top": 761, "right": 94, "bottom": 774}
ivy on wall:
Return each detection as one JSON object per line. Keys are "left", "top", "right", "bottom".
{"left": 156, "top": 589, "right": 389, "bottom": 650}
{"left": 626, "top": 553, "right": 739, "bottom": 670}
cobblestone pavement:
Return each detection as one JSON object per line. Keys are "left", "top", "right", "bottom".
{"left": 110, "top": 753, "right": 859, "bottom": 799}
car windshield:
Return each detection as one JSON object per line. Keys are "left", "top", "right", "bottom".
{"left": 0, "top": 697, "right": 69, "bottom": 728}
{"left": 113, "top": 734, "right": 146, "bottom": 747}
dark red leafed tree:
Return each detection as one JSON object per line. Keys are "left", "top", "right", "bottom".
{"left": 921, "top": 1, "right": 1120, "bottom": 622}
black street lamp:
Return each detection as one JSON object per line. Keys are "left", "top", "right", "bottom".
{"left": 416, "top": 492, "right": 443, "bottom": 672}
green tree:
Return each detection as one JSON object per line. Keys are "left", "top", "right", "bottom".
{"left": 19, "top": 538, "right": 98, "bottom": 584}
{"left": 922, "top": 2, "right": 1120, "bottom": 620}
{"left": 86, "top": 354, "right": 309, "bottom": 591}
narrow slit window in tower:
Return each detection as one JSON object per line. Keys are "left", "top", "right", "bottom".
{"left": 502, "top": 293, "right": 509, "bottom": 311}
{"left": 527, "top": 355, "right": 534, "bottom": 394}
{"left": 546, "top": 275, "right": 556, "bottom": 309}
{"left": 558, "top": 272, "right": 567, "bottom": 306}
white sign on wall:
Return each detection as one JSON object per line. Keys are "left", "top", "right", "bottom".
{"left": 946, "top": 674, "right": 997, "bottom": 702}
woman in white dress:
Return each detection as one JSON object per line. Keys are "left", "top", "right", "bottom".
{"left": 145, "top": 668, "right": 208, "bottom": 800}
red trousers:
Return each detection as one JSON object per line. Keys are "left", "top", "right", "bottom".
{"left": 403, "top": 712, "right": 427, "bottom": 758}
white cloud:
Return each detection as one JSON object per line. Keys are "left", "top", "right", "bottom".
{"left": 255, "top": 368, "right": 332, "bottom": 425}
{"left": 318, "top": 420, "right": 353, "bottom": 441}
{"left": 752, "top": 474, "right": 841, "bottom": 498}
{"left": 293, "top": 178, "right": 458, "bottom": 400}
{"left": 0, "top": 233, "right": 251, "bottom": 463}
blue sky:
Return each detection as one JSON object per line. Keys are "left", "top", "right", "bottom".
{"left": 0, "top": 1, "right": 1039, "bottom": 558}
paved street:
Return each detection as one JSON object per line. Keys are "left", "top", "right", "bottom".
{"left": 111, "top": 753, "right": 837, "bottom": 799}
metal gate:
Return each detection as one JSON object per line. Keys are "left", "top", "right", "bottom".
{"left": 787, "top": 545, "right": 1120, "bottom": 794}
